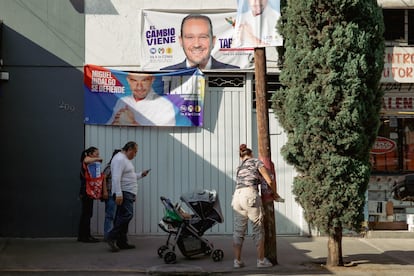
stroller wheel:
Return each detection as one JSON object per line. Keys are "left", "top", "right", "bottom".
{"left": 164, "top": 250, "right": 177, "bottom": 264}
{"left": 211, "top": 249, "right": 224, "bottom": 262}
{"left": 157, "top": 245, "right": 169, "bottom": 258}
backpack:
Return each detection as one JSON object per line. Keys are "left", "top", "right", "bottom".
{"left": 103, "top": 164, "right": 112, "bottom": 192}
{"left": 82, "top": 162, "right": 104, "bottom": 199}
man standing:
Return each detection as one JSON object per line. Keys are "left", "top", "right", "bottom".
{"left": 106, "top": 141, "right": 149, "bottom": 252}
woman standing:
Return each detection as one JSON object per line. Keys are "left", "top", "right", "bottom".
{"left": 232, "top": 144, "right": 282, "bottom": 268}
{"left": 77, "top": 146, "right": 102, "bottom": 243}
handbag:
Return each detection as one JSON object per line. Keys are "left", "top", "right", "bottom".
{"left": 83, "top": 162, "right": 104, "bottom": 199}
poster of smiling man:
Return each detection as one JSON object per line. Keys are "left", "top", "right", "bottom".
{"left": 141, "top": 10, "right": 255, "bottom": 71}
{"left": 84, "top": 64, "right": 205, "bottom": 127}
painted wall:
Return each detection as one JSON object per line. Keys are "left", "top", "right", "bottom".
{"left": 0, "top": 0, "right": 85, "bottom": 237}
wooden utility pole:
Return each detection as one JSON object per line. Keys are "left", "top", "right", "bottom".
{"left": 254, "top": 47, "right": 278, "bottom": 264}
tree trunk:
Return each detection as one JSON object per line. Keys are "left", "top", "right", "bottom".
{"left": 326, "top": 227, "right": 344, "bottom": 267}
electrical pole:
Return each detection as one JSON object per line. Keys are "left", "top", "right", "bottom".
{"left": 254, "top": 47, "right": 278, "bottom": 264}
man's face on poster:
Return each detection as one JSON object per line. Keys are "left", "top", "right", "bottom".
{"left": 179, "top": 18, "right": 216, "bottom": 68}
{"left": 249, "top": 0, "right": 268, "bottom": 16}
{"left": 126, "top": 74, "right": 154, "bottom": 100}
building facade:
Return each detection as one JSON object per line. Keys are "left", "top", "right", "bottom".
{"left": 0, "top": 0, "right": 412, "bottom": 237}
{"left": 367, "top": 3, "right": 414, "bottom": 230}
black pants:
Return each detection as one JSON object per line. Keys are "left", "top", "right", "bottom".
{"left": 78, "top": 195, "right": 93, "bottom": 239}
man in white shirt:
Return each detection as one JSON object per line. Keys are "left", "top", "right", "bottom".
{"left": 108, "top": 73, "right": 176, "bottom": 126}
{"left": 106, "top": 141, "right": 150, "bottom": 252}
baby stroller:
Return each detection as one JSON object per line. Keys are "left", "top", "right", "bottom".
{"left": 157, "top": 189, "right": 224, "bottom": 264}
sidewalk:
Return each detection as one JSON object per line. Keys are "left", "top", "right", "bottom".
{"left": 0, "top": 235, "right": 413, "bottom": 275}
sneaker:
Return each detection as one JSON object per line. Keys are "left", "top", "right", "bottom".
{"left": 233, "top": 259, "right": 245, "bottom": 268}
{"left": 106, "top": 239, "right": 120, "bottom": 252}
{"left": 257, "top": 258, "right": 273, "bottom": 268}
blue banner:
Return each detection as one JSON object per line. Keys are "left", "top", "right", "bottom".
{"left": 84, "top": 65, "right": 205, "bottom": 127}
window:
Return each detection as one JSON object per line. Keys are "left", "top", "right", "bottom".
{"left": 252, "top": 74, "right": 283, "bottom": 109}
{"left": 383, "top": 9, "right": 414, "bottom": 45}
{"left": 408, "top": 10, "right": 414, "bottom": 45}
{"left": 383, "top": 9, "right": 405, "bottom": 42}
{"left": 370, "top": 118, "right": 414, "bottom": 173}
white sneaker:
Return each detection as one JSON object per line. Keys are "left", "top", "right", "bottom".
{"left": 257, "top": 258, "right": 273, "bottom": 268}
{"left": 233, "top": 259, "right": 245, "bottom": 268}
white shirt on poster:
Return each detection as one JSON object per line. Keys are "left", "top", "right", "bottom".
{"left": 233, "top": 1, "right": 283, "bottom": 48}
{"left": 108, "top": 89, "right": 176, "bottom": 126}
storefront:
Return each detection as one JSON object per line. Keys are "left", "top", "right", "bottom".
{"left": 368, "top": 46, "right": 414, "bottom": 231}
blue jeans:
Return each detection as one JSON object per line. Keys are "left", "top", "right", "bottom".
{"left": 104, "top": 194, "right": 116, "bottom": 240}
{"left": 108, "top": 191, "right": 135, "bottom": 245}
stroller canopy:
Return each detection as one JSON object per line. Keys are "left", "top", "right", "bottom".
{"left": 180, "top": 189, "right": 224, "bottom": 224}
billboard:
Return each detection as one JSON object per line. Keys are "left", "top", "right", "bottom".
{"left": 141, "top": 10, "right": 255, "bottom": 70}
{"left": 84, "top": 64, "right": 205, "bottom": 127}
{"left": 232, "top": 0, "right": 282, "bottom": 48}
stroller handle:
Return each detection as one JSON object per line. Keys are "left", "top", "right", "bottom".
{"left": 160, "top": 196, "right": 177, "bottom": 212}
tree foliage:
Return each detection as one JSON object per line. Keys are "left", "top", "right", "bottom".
{"left": 273, "top": 0, "right": 385, "bottom": 235}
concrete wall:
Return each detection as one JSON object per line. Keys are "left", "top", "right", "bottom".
{"left": 0, "top": 0, "right": 85, "bottom": 237}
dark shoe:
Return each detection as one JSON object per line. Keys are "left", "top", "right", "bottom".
{"left": 88, "top": 236, "right": 100, "bottom": 242}
{"left": 77, "top": 236, "right": 99, "bottom": 243}
{"left": 117, "top": 242, "right": 136, "bottom": 249}
{"left": 107, "top": 239, "right": 120, "bottom": 252}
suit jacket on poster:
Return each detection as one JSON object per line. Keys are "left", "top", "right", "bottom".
{"left": 161, "top": 57, "right": 240, "bottom": 70}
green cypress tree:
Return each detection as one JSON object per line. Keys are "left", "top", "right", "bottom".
{"left": 273, "top": 0, "right": 385, "bottom": 266}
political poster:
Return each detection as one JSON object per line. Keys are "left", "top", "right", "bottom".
{"left": 232, "top": 0, "right": 283, "bottom": 48}
{"left": 141, "top": 10, "right": 255, "bottom": 70}
{"left": 84, "top": 64, "right": 205, "bottom": 127}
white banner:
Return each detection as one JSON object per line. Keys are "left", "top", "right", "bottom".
{"left": 141, "top": 10, "right": 254, "bottom": 71}
{"left": 232, "top": 0, "right": 283, "bottom": 48}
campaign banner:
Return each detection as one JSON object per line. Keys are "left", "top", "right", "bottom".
{"left": 232, "top": 0, "right": 283, "bottom": 48}
{"left": 84, "top": 64, "right": 205, "bottom": 127}
{"left": 141, "top": 10, "right": 254, "bottom": 71}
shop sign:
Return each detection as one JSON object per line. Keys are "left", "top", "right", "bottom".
{"left": 371, "top": 136, "right": 396, "bottom": 154}
{"left": 382, "top": 94, "right": 413, "bottom": 112}
{"left": 382, "top": 47, "right": 414, "bottom": 83}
